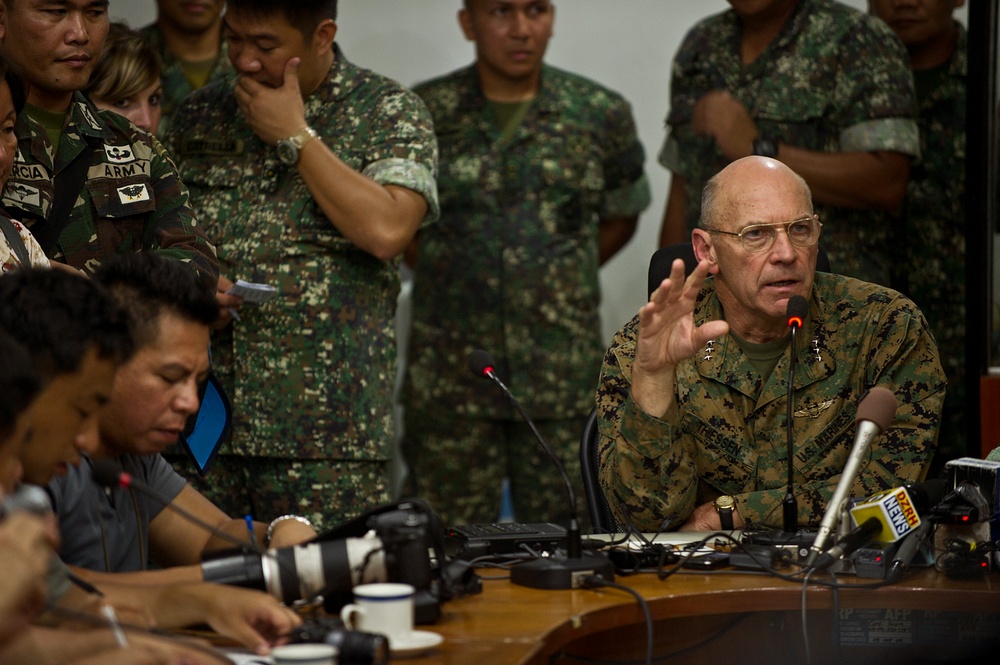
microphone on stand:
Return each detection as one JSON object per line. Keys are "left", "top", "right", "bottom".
{"left": 467, "top": 349, "right": 614, "bottom": 589}
{"left": 805, "top": 387, "right": 898, "bottom": 567}
{"left": 782, "top": 295, "right": 808, "bottom": 533}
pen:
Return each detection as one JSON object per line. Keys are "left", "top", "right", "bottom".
{"left": 101, "top": 604, "right": 129, "bottom": 648}
{"left": 245, "top": 514, "right": 256, "bottom": 545}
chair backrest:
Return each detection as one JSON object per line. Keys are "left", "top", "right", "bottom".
{"left": 647, "top": 242, "right": 832, "bottom": 299}
{"left": 579, "top": 407, "right": 619, "bottom": 532}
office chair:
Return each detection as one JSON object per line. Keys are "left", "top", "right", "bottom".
{"left": 579, "top": 407, "right": 620, "bottom": 532}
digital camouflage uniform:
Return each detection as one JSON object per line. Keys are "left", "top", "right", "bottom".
{"left": 404, "top": 64, "right": 650, "bottom": 526}
{"left": 167, "top": 45, "right": 438, "bottom": 530}
{"left": 139, "top": 23, "right": 234, "bottom": 138}
{"left": 659, "top": 0, "right": 919, "bottom": 286}
{"left": 900, "top": 25, "right": 966, "bottom": 471}
{"left": 596, "top": 272, "right": 945, "bottom": 532}
{"left": 1, "top": 93, "right": 218, "bottom": 284}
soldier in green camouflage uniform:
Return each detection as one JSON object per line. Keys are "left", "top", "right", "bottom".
{"left": 166, "top": 0, "right": 437, "bottom": 530}
{"left": 0, "top": 3, "right": 218, "bottom": 285}
{"left": 868, "top": 2, "right": 967, "bottom": 475}
{"left": 140, "top": 0, "right": 232, "bottom": 137}
{"left": 658, "top": 0, "right": 919, "bottom": 287}
{"left": 403, "top": 0, "right": 650, "bottom": 526}
{"left": 598, "top": 156, "right": 944, "bottom": 532}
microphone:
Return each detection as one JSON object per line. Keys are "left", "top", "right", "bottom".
{"left": 91, "top": 458, "right": 266, "bottom": 556}
{"left": 886, "top": 520, "right": 932, "bottom": 582}
{"left": 805, "top": 387, "right": 898, "bottom": 566}
{"left": 782, "top": 295, "right": 808, "bottom": 533}
{"left": 467, "top": 349, "right": 614, "bottom": 589}
{"left": 812, "top": 479, "right": 947, "bottom": 571}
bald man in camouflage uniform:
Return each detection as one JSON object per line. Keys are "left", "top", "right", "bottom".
{"left": 657, "top": 0, "right": 919, "bottom": 287}
{"left": 0, "top": 1, "right": 217, "bottom": 284}
{"left": 868, "top": 1, "right": 967, "bottom": 472}
{"left": 403, "top": 0, "right": 650, "bottom": 526}
{"left": 167, "top": 0, "right": 437, "bottom": 530}
{"left": 599, "top": 156, "right": 944, "bottom": 532}
{"left": 140, "top": 0, "right": 233, "bottom": 137}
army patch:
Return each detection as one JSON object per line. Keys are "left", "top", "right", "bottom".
{"left": 104, "top": 144, "right": 136, "bottom": 164}
{"left": 178, "top": 137, "right": 245, "bottom": 156}
{"left": 7, "top": 182, "right": 40, "bottom": 208}
{"left": 117, "top": 183, "right": 150, "bottom": 204}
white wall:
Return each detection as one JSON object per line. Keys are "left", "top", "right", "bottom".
{"left": 115, "top": 0, "right": 968, "bottom": 342}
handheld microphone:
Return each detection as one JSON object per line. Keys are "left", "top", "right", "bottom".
{"left": 886, "top": 520, "right": 932, "bottom": 582}
{"left": 782, "top": 295, "right": 808, "bottom": 533}
{"left": 467, "top": 349, "right": 614, "bottom": 589}
{"left": 805, "top": 387, "right": 898, "bottom": 566}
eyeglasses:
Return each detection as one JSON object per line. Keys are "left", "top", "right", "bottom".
{"left": 706, "top": 216, "right": 822, "bottom": 253}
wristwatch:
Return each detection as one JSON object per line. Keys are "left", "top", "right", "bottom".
{"left": 751, "top": 136, "right": 779, "bottom": 158}
{"left": 276, "top": 126, "right": 318, "bottom": 165}
{"left": 714, "top": 495, "right": 736, "bottom": 531}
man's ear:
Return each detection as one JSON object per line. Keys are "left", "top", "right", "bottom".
{"left": 313, "top": 18, "right": 337, "bottom": 55}
{"left": 691, "top": 230, "right": 720, "bottom": 274}
{"left": 458, "top": 8, "right": 475, "bottom": 42}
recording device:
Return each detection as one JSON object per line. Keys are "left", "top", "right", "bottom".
{"left": 467, "top": 349, "right": 614, "bottom": 589}
{"left": 782, "top": 295, "right": 808, "bottom": 533}
{"left": 0, "top": 483, "right": 52, "bottom": 517}
{"left": 447, "top": 521, "right": 567, "bottom": 557}
{"left": 934, "top": 458, "right": 1000, "bottom": 576}
{"left": 291, "top": 615, "right": 390, "bottom": 665}
{"left": 805, "top": 387, "right": 898, "bottom": 567}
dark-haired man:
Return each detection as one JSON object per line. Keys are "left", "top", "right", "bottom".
{"left": 868, "top": 0, "right": 967, "bottom": 472}
{"left": 167, "top": 0, "right": 438, "bottom": 529}
{"left": 403, "top": 0, "right": 650, "bottom": 525}
{"left": 0, "top": 0, "right": 218, "bottom": 285}
{"left": 141, "top": 0, "right": 232, "bottom": 136}
{"left": 0, "top": 266, "right": 303, "bottom": 662}
{"left": 657, "top": 0, "right": 919, "bottom": 287}
{"left": 48, "top": 253, "right": 315, "bottom": 581}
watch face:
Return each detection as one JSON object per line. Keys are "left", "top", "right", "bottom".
{"left": 277, "top": 140, "right": 298, "bottom": 165}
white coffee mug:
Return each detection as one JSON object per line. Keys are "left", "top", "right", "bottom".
{"left": 340, "top": 582, "right": 415, "bottom": 642}
{"left": 270, "top": 643, "right": 337, "bottom": 665}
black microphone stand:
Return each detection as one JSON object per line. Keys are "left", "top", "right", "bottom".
{"left": 470, "top": 351, "right": 614, "bottom": 589}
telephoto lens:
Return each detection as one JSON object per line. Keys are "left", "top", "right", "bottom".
{"left": 292, "top": 615, "right": 390, "bottom": 665}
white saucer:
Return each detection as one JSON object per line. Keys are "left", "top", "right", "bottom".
{"left": 389, "top": 630, "right": 444, "bottom": 658}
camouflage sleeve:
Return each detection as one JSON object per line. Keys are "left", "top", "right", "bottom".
{"left": 143, "top": 131, "right": 219, "bottom": 286}
{"left": 831, "top": 14, "right": 919, "bottom": 155}
{"left": 735, "top": 294, "right": 945, "bottom": 527}
{"left": 598, "top": 98, "right": 651, "bottom": 219}
{"left": 595, "top": 316, "right": 700, "bottom": 531}
{"left": 359, "top": 89, "right": 440, "bottom": 224}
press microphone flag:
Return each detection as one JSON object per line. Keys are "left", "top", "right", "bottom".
{"left": 850, "top": 486, "right": 924, "bottom": 544}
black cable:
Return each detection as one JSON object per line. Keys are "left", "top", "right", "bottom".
{"left": 579, "top": 575, "right": 653, "bottom": 665}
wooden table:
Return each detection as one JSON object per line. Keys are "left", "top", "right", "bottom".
{"left": 405, "top": 566, "right": 1000, "bottom": 665}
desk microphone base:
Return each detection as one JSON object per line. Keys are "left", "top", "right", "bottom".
{"left": 510, "top": 551, "right": 615, "bottom": 590}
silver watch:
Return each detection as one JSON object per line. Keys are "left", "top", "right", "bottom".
{"left": 276, "top": 126, "right": 318, "bottom": 165}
